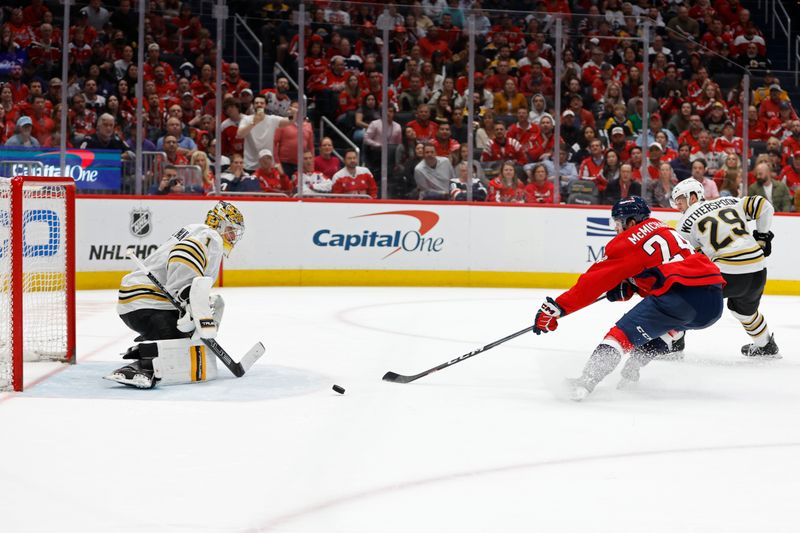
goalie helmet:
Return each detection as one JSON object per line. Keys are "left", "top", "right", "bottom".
{"left": 670, "top": 178, "right": 705, "bottom": 209}
{"left": 205, "top": 201, "right": 245, "bottom": 256}
{"left": 611, "top": 196, "right": 651, "bottom": 230}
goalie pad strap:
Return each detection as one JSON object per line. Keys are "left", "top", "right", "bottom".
{"left": 143, "top": 338, "right": 219, "bottom": 385}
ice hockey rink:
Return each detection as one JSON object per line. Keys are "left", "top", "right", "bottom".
{"left": 1, "top": 286, "right": 799, "bottom": 533}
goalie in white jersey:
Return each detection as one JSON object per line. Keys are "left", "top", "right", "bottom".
{"left": 671, "top": 179, "right": 779, "bottom": 357}
{"left": 106, "top": 201, "right": 246, "bottom": 388}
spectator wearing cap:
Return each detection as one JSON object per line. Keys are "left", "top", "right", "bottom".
{"left": 4, "top": 116, "right": 40, "bottom": 147}
{"left": 518, "top": 43, "right": 552, "bottom": 78}
{"left": 713, "top": 121, "right": 744, "bottom": 156}
{"left": 636, "top": 112, "right": 678, "bottom": 151}
{"left": 645, "top": 142, "right": 666, "bottom": 181}
{"left": 603, "top": 104, "right": 634, "bottom": 138}
{"left": 753, "top": 72, "right": 787, "bottom": 107}
{"left": 750, "top": 161, "right": 791, "bottom": 211}
{"left": 777, "top": 151, "right": 800, "bottom": 198}
{"left": 705, "top": 101, "right": 729, "bottom": 137}
{"left": 759, "top": 84, "right": 791, "bottom": 120}
{"left": 559, "top": 109, "right": 581, "bottom": 147}
{"left": 254, "top": 148, "right": 293, "bottom": 195}
{"left": 608, "top": 126, "right": 636, "bottom": 162}
{"left": 143, "top": 43, "right": 175, "bottom": 83}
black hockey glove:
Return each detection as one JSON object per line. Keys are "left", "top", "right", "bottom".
{"left": 753, "top": 230, "right": 774, "bottom": 257}
{"left": 606, "top": 280, "right": 635, "bottom": 302}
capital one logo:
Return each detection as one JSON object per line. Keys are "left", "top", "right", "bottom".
{"left": 312, "top": 210, "right": 444, "bottom": 259}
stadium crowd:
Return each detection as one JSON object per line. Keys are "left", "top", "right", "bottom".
{"left": 0, "top": 0, "right": 798, "bottom": 210}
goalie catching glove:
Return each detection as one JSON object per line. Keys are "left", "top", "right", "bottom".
{"left": 176, "top": 276, "right": 224, "bottom": 339}
{"left": 753, "top": 230, "right": 774, "bottom": 257}
{"left": 532, "top": 297, "right": 564, "bottom": 334}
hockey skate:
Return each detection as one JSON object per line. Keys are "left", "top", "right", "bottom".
{"left": 104, "top": 361, "right": 159, "bottom": 389}
{"left": 565, "top": 377, "right": 594, "bottom": 401}
{"left": 617, "top": 356, "right": 642, "bottom": 389}
{"left": 741, "top": 334, "right": 781, "bottom": 359}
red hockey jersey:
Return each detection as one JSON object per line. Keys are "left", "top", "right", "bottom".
{"left": 555, "top": 218, "right": 724, "bottom": 315}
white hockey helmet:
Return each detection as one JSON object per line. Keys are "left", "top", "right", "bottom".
{"left": 205, "top": 200, "right": 245, "bottom": 256}
{"left": 670, "top": 179, "right": 705, "bottom": 209}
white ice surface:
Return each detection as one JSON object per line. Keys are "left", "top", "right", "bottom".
{"left": 1, "top": 287, "right": 799, "bottom": 533}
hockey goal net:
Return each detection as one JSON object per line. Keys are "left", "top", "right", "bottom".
{"left": 0, "top": 176, "right": 75, "bottom": 392}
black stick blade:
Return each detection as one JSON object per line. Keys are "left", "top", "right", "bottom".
{"left": 382, "top": 371, "right": 416, "bottom": 384}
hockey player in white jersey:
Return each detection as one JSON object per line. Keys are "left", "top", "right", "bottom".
{"left": 105, "top": 200, "right": 246, "bottom": 388}
{"left": 671, "top": 179, "right": 779, "bottom": 357}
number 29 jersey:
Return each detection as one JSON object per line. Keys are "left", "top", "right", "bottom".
{"left": 677, "top": 196, "right": 771, "bottom": 275}
{"left": 555, "top": 218, "right": 725, "bottom": 315}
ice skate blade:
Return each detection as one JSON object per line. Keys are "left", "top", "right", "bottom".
{"left": 103, "top": 373, "right": 156, "bottom": 389}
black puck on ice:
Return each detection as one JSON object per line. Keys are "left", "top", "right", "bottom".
{"left": 332, "top": 384, "right": 345, "bottom": 394}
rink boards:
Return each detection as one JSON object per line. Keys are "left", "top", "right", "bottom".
{"left": 74, "top": 196, "right": 800, "bottom": 294}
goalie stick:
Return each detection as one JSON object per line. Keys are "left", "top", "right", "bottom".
{"left": 126, "top": 250, "right": 264, "bottom": 377}
{"left": 382, "top": 295, "right": 608, "bottom": 384}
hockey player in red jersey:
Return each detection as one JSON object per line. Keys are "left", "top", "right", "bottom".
{"left": 532, "top": 196, "right": 725, "bottom": 400}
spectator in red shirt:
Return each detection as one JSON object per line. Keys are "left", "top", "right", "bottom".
{"left": 254, "top": 148, "right": 293, "bottom": 195}
{"left": 152, "top": 65, "right": 178, "bottom": 100}
{"left": 5, "top": 64, "right": 29, "bottom": 104}
{"left": 273, "top": 101, "right": 315, "bottom": 178}
{"left": 482, "top": 122, "right": 526, "bottom": 166}
{"left": 329, "top": 149, "right": 378, "bottom": 198}
{"left": 143, "top": 43, "right": 176, "bottom": 82}
{"left": 7, "top": 8, "right": 34, "bottom": 49}
{"left": 578, "top": 138, "right": 608, "bottom": 190}
{"left": 781, "top": 120, "right": 800, "bottom": 158}
{"left": 484, "top": 59, "right": 513, "bottom": 94}
{"left": 507, "top": 107, "right": 540, "bottom": 149}
{"left": 29, "top": 96, "right": 55, "bottom": 144}
{"left": 220, "top": 98, "right": 244, "bottom": 157}
{"left": 525, "top": 163, "right": 555, "bottom": 203}
{"left": 527, "top": 114, "right": 560, "bottom": 162}
{"left": 68, "top": 93, "right": 97, "bottom": 145}
{"left": 677, "top": 115, "right": 704, "bottom": 150}
{"left": 407, "top": 104, "right": 439, "bottom": 143}
{"left": 759, "top": 84, "right": 789, "bottom": 120}
{"left": 432, "top": 122, "right": 460, "bottom": 159}
{"left": 226, "top": 63, "right": 250, "bottom": 98}
{"left": 161, "top": 135, "right": 188, "bottom": 165}
{"left": 488, "top": 161, "right": 527, "bottom": 203}
{"left": 418, "top": 27, "right": 451, "bottom": 61}
{"left": 314, "top": 137, "right": 342, "bottom": 180}
{"left": 777, "top": 151, "right": 800, "bottom": 197}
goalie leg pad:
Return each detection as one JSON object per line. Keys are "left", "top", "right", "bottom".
{"left": 145, "top": 338, "right": 219, "bottom": 386}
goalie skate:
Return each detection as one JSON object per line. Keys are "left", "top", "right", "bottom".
{"left": 565, "top": 378, "right": 592, "bottom": 401}
{"left": 104, "top": 362, "right": 158, "bottom": 389}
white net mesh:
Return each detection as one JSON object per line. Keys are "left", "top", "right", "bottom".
{"left": 0, "top": 178, "right": 71, "bottom": 391}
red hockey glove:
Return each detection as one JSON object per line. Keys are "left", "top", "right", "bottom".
{"left": 606, "top": 280, "right": 635, "bottom": 302}
{"left": 532, "top": 297, "right": 564, "bottom": 335}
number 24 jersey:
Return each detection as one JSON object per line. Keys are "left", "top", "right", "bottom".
{"left": 555, "top": 218, "right": 725, "bottom": 315}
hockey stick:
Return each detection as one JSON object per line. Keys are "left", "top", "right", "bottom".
{"left": 126, "top": 250, "right": 264, "bottom": 377}
{"left": 382, "top": 295, "right": 608, "bottom": 384}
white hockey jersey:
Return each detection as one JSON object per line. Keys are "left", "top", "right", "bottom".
{"left": 677, "top": 196, "right": 774, "bottom": 275}
{"left": 117, "top": 224, "right": 224, "bottom": 315}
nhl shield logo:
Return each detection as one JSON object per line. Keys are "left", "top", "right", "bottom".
{"left": 130, "top": 209, "right": 152, "bottom": 238}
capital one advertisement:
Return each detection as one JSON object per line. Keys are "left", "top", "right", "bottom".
{"left": 0, "top": 147, "right": 122, "bottom": 191}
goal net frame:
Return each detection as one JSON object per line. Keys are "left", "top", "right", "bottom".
{"left": 1, "top": 175, "right": 76, "bottom": 392}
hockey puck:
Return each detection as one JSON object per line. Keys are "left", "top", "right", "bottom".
{"left": 332, "top": 384, "right": 345, "bottom": 394}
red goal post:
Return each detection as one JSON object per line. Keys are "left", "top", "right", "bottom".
{"left": 0, "top": 176, "right": 76, "bottom": 392}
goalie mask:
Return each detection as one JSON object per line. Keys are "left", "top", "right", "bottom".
{"left": 206, "top": 201, "right": 245, "bottom": 256}
{"left": 670, "top": 179, "right": 705, "bottom": 210}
